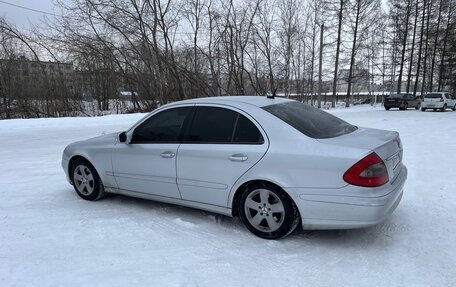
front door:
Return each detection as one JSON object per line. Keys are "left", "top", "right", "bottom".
{"left": 111, "top": 106, "right": 193, "bottom": 199}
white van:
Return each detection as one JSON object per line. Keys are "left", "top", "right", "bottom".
{"left": 421, "top": 92, "right": 456, "bottom": 112}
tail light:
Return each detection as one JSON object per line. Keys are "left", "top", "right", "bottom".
{"left": 343, "top": 152, "right": 389, "bottom": 187}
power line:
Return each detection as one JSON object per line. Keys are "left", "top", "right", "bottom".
{"left": 0, "top": 0, "right": 58, "bottom": 17}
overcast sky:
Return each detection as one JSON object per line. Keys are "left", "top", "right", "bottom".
{"left": 0, "top": 0, "right": 56, "bottom": 29}
{"left": 1, "top": 0, "right": 390, "bottom": 29}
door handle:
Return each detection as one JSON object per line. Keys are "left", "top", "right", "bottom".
{"left": 160, "top": 151, "right": 175, "bottom": 158}
{"left": 229, "top": 154, "right": 248, "bottom": 162}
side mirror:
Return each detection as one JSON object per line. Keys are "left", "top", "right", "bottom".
{"left": 119, "top": 131, "right": 127, "bottom": 143}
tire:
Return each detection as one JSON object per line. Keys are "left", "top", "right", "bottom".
{"left": 453, "top": 105, "right": 456, "bottom": 111}
{"left": 415, "top": 103, "right": 420, "bottom": 110}
{"left": 421, "top": 108, "right": 425, "bottom": 112}
{"left": 385, "top": 107, "right": 390, "bottom": 111}
{"left": 403, "top": 103, "right": 408, "bottom": 110}
{"left": 441, "top": 104, "right": 446, "bottom": 112}
{"left": 70, "top": 159, "right": 105, "bottom": 201}
{"left": 238, "top": 183, "right": 300, "bottom": 239}
{"left": 433, "top": 109, "right": 437, "bottom": 111}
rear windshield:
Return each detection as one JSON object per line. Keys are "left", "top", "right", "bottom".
{"left": 425, "top": 93, "right": 442, "bottom": 98}
{"left": 262, "top": 101, "right": 357, "bottom": 139}
{"left": 387, "top": 94, "right": 407, "bottom": 98}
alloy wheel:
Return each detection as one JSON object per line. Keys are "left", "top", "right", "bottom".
{"left": 244, "top": 189, "right": 285, "bottom": 232}
{"left": 73, "top": 164, "right": 95, "bottom": 195}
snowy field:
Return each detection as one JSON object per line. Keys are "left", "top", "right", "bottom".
{"left": 1, "top": 105, "right": 455, "bottom": 286}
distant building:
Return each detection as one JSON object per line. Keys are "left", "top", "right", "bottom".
{"left": 0, "top": 56, "right": 73, "bottom": 77}
{"left": 0, "top": 56, "right": 74, "bottom": 97}
{"left": 337, "top": 65, "right": 372, "bottom": 93}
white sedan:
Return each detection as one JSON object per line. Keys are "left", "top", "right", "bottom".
{"left": 62, "top": 96, "right": 407, "bottom": 239}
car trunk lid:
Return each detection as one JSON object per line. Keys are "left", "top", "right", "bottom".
{"left": 317, "top": 127, "right": 403, "bottom": 183}
{"left": 424, "top": 93, "right": 443, "bottom": 102}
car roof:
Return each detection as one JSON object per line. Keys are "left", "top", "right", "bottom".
{"left": 167, "top": 95, "right": 293, "bottom": 108}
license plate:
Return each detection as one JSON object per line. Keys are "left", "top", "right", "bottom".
{"left": 392, "top": 154, "right": 400, "bottom": 170}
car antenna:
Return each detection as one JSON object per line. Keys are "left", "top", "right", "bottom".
{"left": 267, "top": 87, "right": 277, "bottom": 99}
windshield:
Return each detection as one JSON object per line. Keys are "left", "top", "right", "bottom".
{"left": 262, "top": 101, "right": 358, "bottom": 139}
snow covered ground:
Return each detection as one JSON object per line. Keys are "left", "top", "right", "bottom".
{"left": 1, "top": 105, "right": 455, "bottom": 286}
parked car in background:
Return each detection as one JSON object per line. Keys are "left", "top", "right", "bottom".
{"left": 384, "top": 94, "right": 421, "bottom": 110}
{"left": 62, "top": 96, "right": 407, "bottom": 239}
{"left": 354, "top": 98, "right": 371, "bottom": 105}
{"left": 421, "top": 92, "right": 456, "bottom": 112}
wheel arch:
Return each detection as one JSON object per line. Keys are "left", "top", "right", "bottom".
{"left": 68, "top": 155, "right": 98, "bottom": 183}
{"left": 230, "top": 179, "right": 301, "bottom": 219}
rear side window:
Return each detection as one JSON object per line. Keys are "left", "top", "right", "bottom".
{"left": 185, "top": 107, "right": 264, "bottom": 144}
{"left": 186, "top": 107, "right": 237, "bottom": 143}
{"left": 131, "top": 107, "right": 191, "bottom": 143}
{"left": 262, "top": 101, "right": 357, "bottom": 139}
{"left": 233, "top": 114, "right": 264, "bottom": 144}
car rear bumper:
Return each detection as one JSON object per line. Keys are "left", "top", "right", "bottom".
{"left": 290, "top": 165, "right": 407, "bottom": 230}
{"left": 421, "top": 102, "right": 444, "bottom": 109}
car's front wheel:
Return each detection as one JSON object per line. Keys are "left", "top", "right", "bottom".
{"left": 70, "top": 159, "right": 105, "bottom": 201}
{"left": 421, "top": 108, "right": 426, "bottom": 112}
{"left": 453, "top": 105, "right": 456, "bottom": 111}
{"left": 441, "top": 104, "right": 447, "bottom": 112}
{"left": 239, "top": 183, "right": 300, "bottom": 239}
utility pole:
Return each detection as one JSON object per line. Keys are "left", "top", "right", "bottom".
{"left": 318, "top": 23, "right": 324, "bottom": 109}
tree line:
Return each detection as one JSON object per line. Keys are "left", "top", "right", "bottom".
{"left": 0, "top": 0, "right": 455, "bottom": 119}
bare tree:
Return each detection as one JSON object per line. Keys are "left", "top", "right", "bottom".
{"left": 396, "top": 0, "right": 412, "bottom": 93}
{"left": 331, "top": 0, "right": 345, "bottom": 107}
{"left": 345, "top": 0, "right": 379, "bottom": 107}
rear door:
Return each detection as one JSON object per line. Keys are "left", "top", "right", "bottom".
{"left": 111, "top": 106, "right": 193, "bottom": 199}
{"left": 176, "top": 105, "right": 268, "bottom": 207}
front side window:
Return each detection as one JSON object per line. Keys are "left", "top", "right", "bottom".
{"left": 262, "top": 101, "right": 357, "bottom": 139}
{"left": 131, "top": 107, "right": 192, "bottom": 143}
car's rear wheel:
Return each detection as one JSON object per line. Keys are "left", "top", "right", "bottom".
{"left": 71, "top": 159, "right": 105, "bottom": 201}
{"left": 441, "top": 104, "right": 446, "bottom": 112}
{"left": 385, "top": 107, "right": 390, "bottom": 111}
{"left": 238, "top": 183, "right": 300, "bottom": 239}
{"left": 421, "top": 108, "right": 426, "bottom": 112}
{"left": 415, "top": 103, "right": 420, "bottom": 110}
{"left": 453, "top": 105, "right": 456, "bottom": 111}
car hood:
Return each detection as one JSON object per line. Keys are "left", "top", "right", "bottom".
{"left": 83, "top": 132, "right": 119, "bottom": 143}
{"left": 65, "top": 132, "right": 119, "bottom": 150}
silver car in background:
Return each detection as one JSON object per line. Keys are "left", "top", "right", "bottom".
{"left": 62, "top": 96, "right": 407, "bottom": 239}
{"left": 421, "top": 92, "right": 456, "bottom": 112}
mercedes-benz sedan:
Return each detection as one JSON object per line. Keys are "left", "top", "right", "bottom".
{"left": 62, "top": 96, "right": 407, "bottom": 239}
